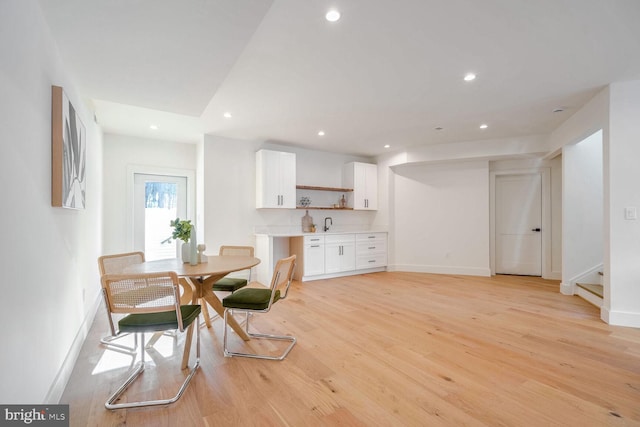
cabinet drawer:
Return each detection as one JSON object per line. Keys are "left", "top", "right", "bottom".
{"left": 356, "top": 240, "right": 387, "bottom": 255}
{"left": 356, "top": 253, "right": 387, "bottom": 269}
{"left": 304, "top": 235, "right": 325, "bottom": 245}
{"left": 356, "top": 232, "right": 387, "bottom": 242}
{"left": 324, "top": 234, "right": 355, "bottom": 244}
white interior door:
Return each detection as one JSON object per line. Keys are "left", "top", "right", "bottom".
{"left": 133, "top": 174, "right": 187, "bottom": 261}
{"left": 495, "top": 174, "right": 542, "bottom": 275}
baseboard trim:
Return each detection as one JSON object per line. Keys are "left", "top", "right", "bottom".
{"left": 575, "top": 287, "right": 603, "bottom": 308}
{"left": 390, "top": 264, "right": 491, "bottom": 277}
{"left": 560, "top": 281, "right": 574, "bottom": 295}
{"left": 45, "top": 293, "right": 102, "bottom": 404}
{"left": 301, "top": 267, "right": 387, "bottom": 282}
{"left": 601, "top": 306, "right": 640, "bottom": 328}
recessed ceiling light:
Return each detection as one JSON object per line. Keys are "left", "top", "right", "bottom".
{"left": 479, "top": 124, "right": 488, "bottom": 129}
{"left": 325, "top": 9, "right": 340, "bottom": 22}
{"left": 318, "top": 131, "right": 325, "bottom": 136}
{"left": 464, "top": 73, "right": 476, "bottom": 82}
{"left": 384, "top": 144, "right": 390, "bottom": 148}
{"left": 223, "top": 112, "right": 232, "bottom": 118}
{"left": 149, "top": 124, "right": 158, "bottom": 130}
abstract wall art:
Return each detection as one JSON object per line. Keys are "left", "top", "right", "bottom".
{"left": 52, "top": 85, "right": 86, "bottom": 209}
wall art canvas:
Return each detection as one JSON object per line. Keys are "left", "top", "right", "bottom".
{"left": 52, "top": 85, "right": 86, "bottom": 209}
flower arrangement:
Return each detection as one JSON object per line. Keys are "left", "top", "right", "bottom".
{"left": 161, "top": 218, "right": 192, "bottom": 244}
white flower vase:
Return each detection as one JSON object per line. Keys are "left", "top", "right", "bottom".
{"left": 181, "top": 241, "right": 191, "bottom": 263}
{"left": 189, "top": 226, "right": 198, "bottom": 266}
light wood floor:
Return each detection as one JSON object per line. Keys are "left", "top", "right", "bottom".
{"left": 62, "top": 272, "right": 640, "bottom": 426}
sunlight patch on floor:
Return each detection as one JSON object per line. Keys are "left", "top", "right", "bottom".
{"left": 91, "top": 332, "right": 178, "bottom": 375}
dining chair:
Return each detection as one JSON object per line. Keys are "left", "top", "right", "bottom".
{"left": 212, "top": 245, "right": 254, "bottom": 292}
{"left": 222, "top": 254, "right": 297, "bottom": 360}
{"left": 97, "top": 252, "right": 146, "bottom": 352}
{"left": 101, "top": 271, "right": 201, "bottom": 410}
{"left": 98, "top": 252, "right": 188, "bottom": 351}
{"left": 201, "top": 245, "right": 254, "bottom": 325}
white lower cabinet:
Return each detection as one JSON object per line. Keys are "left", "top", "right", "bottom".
{"left": 303, "top": 236, "right": 325, "bottom": 276}
{"left": 324, "top": 234, "right": 356, "bottom": 274}
{"left": 355, "top": 233, "right": 388, "bottom": 269}
{"left": 290, "top": 231, "right": 387, "bottom": 281}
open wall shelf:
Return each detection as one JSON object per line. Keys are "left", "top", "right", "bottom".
{"left": 296, "top": 185, "right": 353, "bottom": 192}
{"left": 296, "top": 185, "right": 353, "bottom": 210}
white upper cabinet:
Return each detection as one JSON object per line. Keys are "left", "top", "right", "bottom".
{"left": 256, "top": 149, "right": 296, "bottom": 209}
{"left": 343, "top": 162, "right": 378, "bottom": 210}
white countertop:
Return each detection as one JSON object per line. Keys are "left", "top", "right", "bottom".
{"left": 255, "top": 229, "right": 387, "bottom": 237}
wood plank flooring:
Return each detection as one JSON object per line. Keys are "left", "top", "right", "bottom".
{"left": 61, "top": 272, "right": 640, "bottom": 426}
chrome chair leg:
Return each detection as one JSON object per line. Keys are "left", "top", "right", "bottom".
{"left": 223, "top": 309, "right": 296, "bottom": 361}
{"left": 105, "top": 317, "right": 201, "bottom": 410}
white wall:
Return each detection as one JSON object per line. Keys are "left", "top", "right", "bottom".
{"left": 102, "top": 134, "right": 197, "bottom": 254}
{"left": 390, "top": 161, "right": 491, "bottom": 276}
{"left": 0, "top": 0, "right": 103, "bottom": 403}
{"left": 561, "top": 131, "right": 603, "bottom": 287}
{"left": 605, "top": 80, "right": 640, "bottom": 327}
{"left": 550, "top": 155, "right": 563, "bottom": 277}
{"left": 201, "top": 136, "right": 377, "bottom": 252}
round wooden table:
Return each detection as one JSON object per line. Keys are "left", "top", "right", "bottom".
{"left": 124, "top": 255, "right": 261, "bottom": 367}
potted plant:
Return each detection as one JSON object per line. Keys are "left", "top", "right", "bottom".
{"left": 162, "top": 218, "right": 193, "bottom": 262}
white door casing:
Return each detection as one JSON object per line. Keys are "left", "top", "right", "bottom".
{"left": 133, "top": 173, "right": 188, "bottom": 261}
{"left": 126, "top": 165, "right": 195, "bottom": 256}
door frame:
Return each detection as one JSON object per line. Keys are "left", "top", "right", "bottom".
{"left": 490, "top": 167, "right": 552, "bottom": 278}
{"left": 126, "top": 164, "right": 196, "bottom": 251}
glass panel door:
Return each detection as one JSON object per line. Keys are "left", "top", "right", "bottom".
{"left": 133, "top": 174, "right": 188, "bottom": 261}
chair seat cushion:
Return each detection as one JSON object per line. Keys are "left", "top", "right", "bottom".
{"left": 212, "top": 277, "right": 248, "bottom": 293}
{"left": 118, "top": 305, "right": 201, "bottom": 333}
{"left": 222, "top": 288, "right": 281, "bottom": 310}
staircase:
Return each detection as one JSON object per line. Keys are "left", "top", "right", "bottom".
{"left": 576, "top": 271, "right": 603, "bottom": 307}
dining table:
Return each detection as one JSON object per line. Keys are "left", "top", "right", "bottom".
{"left": 123, "top": 255, "right": 261, "bottom": 368}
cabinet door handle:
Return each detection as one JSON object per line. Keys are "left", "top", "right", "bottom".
{"left": 368, "top": 260, "right": 375, "bottom": 263}
{"left": 311, "top": 245, "right": 320, "bottom": 248}
{"left": 368, "top": 246, "right": 376, "bottom": 249}
{"left": 368, "top": 236, "right": 375, "bottom": 239}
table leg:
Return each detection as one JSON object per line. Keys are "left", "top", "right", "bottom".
{"left": 181, "top": 321, "right": 195, "bottom": 370}
{"left": 202, "top": 291, "right": 250, "bottom": 341}
{"left": 201, "top": 302, "right": 212, "bottom": 328}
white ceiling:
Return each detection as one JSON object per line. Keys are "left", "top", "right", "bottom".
{"left": 38, "top": 0, "right": 640, "bottom": 156}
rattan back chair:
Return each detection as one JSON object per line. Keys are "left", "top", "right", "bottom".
{"left": 101, "top": 271, "right": 201, "bottom": 410}
{"left": 222, "top": 255, "right": 297, "bottom": 360}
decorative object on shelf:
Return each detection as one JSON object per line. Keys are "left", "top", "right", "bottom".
{"left": 301, "top": 210, "right": 314, "bottom": 232}
{"left": 299, "top": 196, "right": 311, "bottom": 207}
{"left": 162, "top": 218, "right": 194, "bottom": 263}
{"left": 340, "top": 194, "right": 347, "bottom": 208}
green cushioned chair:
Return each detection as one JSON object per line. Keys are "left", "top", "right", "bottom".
{"left": 212, "top": 246, "right": 254, "bottom": 292}
{"left": 101, "top": 271, "right": 201, "bottom": 410}
{"left": 98, "top": 252, "right": 147, "bottom": 353}
{"left": 222, "top": 255, "right": 296, "bottom": 360}
{"left": 205, "top": 246, "right": 254, "bottom": 325}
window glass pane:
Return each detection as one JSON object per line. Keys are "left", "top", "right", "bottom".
{"left": 145, "top": 182, "right": 178, "bottom": 261}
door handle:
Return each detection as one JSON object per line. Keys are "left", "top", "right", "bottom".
{"left": 532, "top": 228, "right": 541, "bottom": 232}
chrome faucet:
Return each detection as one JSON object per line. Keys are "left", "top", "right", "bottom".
{"left": 324, "top": 217, "right": 333, "bottom": 232}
